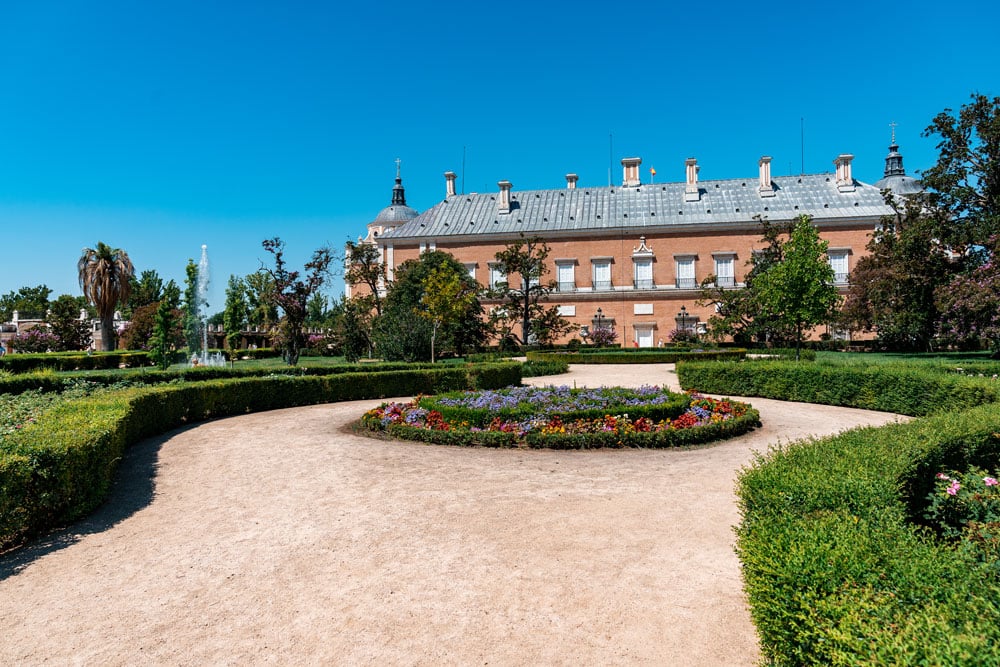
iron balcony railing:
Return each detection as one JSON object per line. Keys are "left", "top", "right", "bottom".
{"left": 675, "top": 278, "right": 697, "bottom": 289}
{"left": 714, "top": 276, "right": 735, "bottom": 288}
{"left": 557, "top": 281, "right": 576, "bottom": 292}
{"left": 633, "top": 279, "right": 654, "bottom": 290}
{"left": 592, "top": 280, "right": 614, "bottom": 291}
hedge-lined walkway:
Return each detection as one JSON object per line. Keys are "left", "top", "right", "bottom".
{"left": 0, "top": 364, "right": 903, "bottom": 665}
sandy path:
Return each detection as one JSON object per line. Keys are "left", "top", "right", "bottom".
{"left": 1, "top": 364, "right": 904, "bottom": 665}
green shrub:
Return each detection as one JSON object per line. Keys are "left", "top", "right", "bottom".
{"left": 0, "top": 351, "right": 154, "bottom": 374}
{"left": 525, "top": 349, "right": 746, "bottom": 364}
{"left": 677, "top": 360, "right": 999, "bottom": 416}
{"left": 521, "top": 359, "right": 569, "bottom": 377}
{"left": 736, "top": 405, "right": 1000, "bottom": 664}
{"left": 0, "top": 362, "right": 520, "bottom": 550}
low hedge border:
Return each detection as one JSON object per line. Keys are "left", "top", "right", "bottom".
{"left": 0, "top": 361, "right": 517, "bottom": 397}
{"left": 0, "top": 351, "right": 156, "bottom": 373}
{"left": 525, "top": 349, "right": 746, "bottom": 364}
{"left": 676, "top": 360, "right": 999, "bottom": 416}
{"left": 0, "top": 363, "right": 521, "bottom": 550}
{"left": 378, "top": 407, "right": 760, "bottom": 450}
{"left": 675, "top": 360, "right": 1000, "bottom": 663}
{"left": 417, "top": 389, "right": 691, "bottom": 428}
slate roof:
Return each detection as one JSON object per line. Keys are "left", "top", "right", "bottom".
{"left": 378, "top": 172, "right": 894, "bottom": 241}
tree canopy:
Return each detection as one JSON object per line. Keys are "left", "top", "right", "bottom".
{"left": 78, "top": 242, "right": 134, "bottom": 351}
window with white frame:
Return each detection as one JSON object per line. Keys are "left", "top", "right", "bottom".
{"left": 713, "top": 253, "right": 735, "bottom": 288}
{"left": 675, "top": 256, "right": 696, "bottom": 289}
{"left": 489, "top": 263, "right": 506, "bottom": 289}
{"left": 464, "top": 263, "right": 477, "bottom": 283}
{"left": 634, "top": 258, "right": 653, "bottom": 289}
{"left": 592, "top": 258, "right": 613, "bottom": 291}
{"left": 829, "top": 250, "right": 850, "bottom": 284}
{"left": 555, "top": 261, "right": 576, "bottom": 292}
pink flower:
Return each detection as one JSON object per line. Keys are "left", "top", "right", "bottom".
{"left": 947, "top": 481, "right": 961, "bottom": 496}
{"left": 984, "top": 477, "right": 998, "bottom": 487}
{"left": 936, "top": 472, "right": 950, "bottom": 480}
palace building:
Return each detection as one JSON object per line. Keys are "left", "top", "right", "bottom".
{"left": 350, "top": 141, "right": 917, "bottom": 346}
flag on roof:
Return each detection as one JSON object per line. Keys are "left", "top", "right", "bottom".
{"left": 650, "top": 167, "right": 657, "bottom": 176}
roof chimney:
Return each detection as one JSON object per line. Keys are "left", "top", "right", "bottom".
{"left": 566, "top": 173, "right": 578, "bottom": 189}
{"left": 621, "top": 157, "right": 642, "bottom": 187}
{"left": 834, "top": 154, "right": 855, "bottom": 192}
{"left": 497, "top": 180, "right": 512, "bottom": 214}
{"left": 684, "top": 158, "right": 700, "bottom": 202}
{"left": 444, "top": 171, "right": 457, "bottom": 198}
{"left": 758, "top": 156, "right": 775, "bottom": 197}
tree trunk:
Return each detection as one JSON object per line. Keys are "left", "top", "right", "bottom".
{"left": 431, "top": 323, "right": 437, "bottom": 363}
{"left": 100, "top": 316, "right": 115, "bottom": 352}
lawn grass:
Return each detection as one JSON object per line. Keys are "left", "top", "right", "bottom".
{"left": 815, "top": 350, "right": 995, "bottom": 366}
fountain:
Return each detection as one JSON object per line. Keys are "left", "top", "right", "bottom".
{"left": 190, "top": 244, "right": 226, "bottom": 367}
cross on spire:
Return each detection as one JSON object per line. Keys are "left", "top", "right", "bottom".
{"left": 395, "top": 157, "right": 401, "bottom": 179}
{"left": 889, "top": 121, "right": 897, "bottom": 145}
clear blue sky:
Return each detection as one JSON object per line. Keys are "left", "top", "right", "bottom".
{"left": 1, "top": 0, "right": 998, "bottom": 314}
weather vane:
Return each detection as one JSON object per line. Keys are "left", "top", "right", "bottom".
{"left": 889, "top": 121, "right": 897, "bottom": 145}
{"left": 395, "top": 157, "right": 401, "bottom": 179}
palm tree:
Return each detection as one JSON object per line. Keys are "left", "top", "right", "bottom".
{"left": 78, "top": 242, "right": 135, "bottom": 351}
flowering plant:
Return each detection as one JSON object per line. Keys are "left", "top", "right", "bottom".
{"left": 925, "top": 466, "right": 1000, "bottom": 567}
{"left": 362, "top": 388, "right": 752, "bottom": 446}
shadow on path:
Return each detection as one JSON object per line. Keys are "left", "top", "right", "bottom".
{"left": 0, "top": 425, "right": 187, "bottom": 580}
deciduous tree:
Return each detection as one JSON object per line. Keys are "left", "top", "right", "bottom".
{"left": 261, "top": 237, "right": 334, "bottom": 366}
{"left": 752, "top": 215, "right": 840, "bottom": 359}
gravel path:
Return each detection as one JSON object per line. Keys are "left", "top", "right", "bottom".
{"left": 1, "top": 364, "right": 904, "bottom": 665}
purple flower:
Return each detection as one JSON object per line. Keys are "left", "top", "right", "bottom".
{"left": 947, "top": 481, "right": 961, "bottom": 496}
{"left": 984, "top": 477, "right": 998, "bottom": 487}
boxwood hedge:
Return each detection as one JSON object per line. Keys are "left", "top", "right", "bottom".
{"left": 525, "top": 348, "right": 746, "bottom": 364}
{"left": 676, "top": 359, "right": 1000, "bottom": 664}
{"left": 0, "top": 363, "right": 520, "bottom": 550}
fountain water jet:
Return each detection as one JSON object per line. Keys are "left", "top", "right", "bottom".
{"left": 191, "top": 244, "right": 226, "bottom": 367}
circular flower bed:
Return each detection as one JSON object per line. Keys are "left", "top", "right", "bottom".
{"left": 361, "top": 386, "right": 760, "bottom": 449}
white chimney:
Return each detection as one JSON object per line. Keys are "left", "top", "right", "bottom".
{"left": 684, "top": 158, "right": 700, "bottom": 202}
{"left": 497, "top": 180, "right": 512, "bottom": 214}
{"left": 834, "top": 154, "right": 855, "bottom": 192}
{"left": 444, "top": 171, "right": 457, "bottom": 197}
{"left": 621, "top": 157, "right": 642, "bottom": 187}
{"left": 758, "top": 156, "right": 775, "bottom": 197}
{"left": 566, "top": 173, "right": 578, "bottom": 189}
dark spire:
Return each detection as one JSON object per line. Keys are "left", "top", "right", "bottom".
{"left": 883, "top": 121, "right": 906, "bottom": 178}
{"left": 391, "top": 157, "right": 407, "bottom": 206}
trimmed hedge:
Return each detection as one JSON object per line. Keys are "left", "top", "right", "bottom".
{"left": 525, "top": 349, "right": 747, "bottom": 364}
{"left": 0, "top": 363, "right": 521, "bottom": 550}
{"left": 0, "top": 361, "right": 522, "bottom": 396}
{"left": 737, "top": 404, "right": 1000, "bottom": 665}
{"left": 418, "top": 388, "right": 691, "bottom": 428}
{"left": 382, "top": 407, "right": 761, "bottom": 449}
{"left": 676, "top": 360, "right": 999, "bottom": 416}
{"left": 521, "top": 359, "right": 569, "bottom": 377}
{"left": 0, "top": 351, "right": 155, "bottom": 373}
{"left": 675, "top": 360, "right": 1000, "bottom": 663}
{"left": 746, "top": 347, "right": 817, "bottom": 361}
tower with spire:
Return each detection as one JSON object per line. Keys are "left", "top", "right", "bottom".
{"left": 874, "top": 123, "right": 923, "bottom": 197}
{"left": 365, "top": 158, "right": 420, "bottom": 242}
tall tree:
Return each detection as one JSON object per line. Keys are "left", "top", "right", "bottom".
{"left": 344, "top": 240, "right": 387, "bottom": 316}
{"left": 329, "top": 295, "right": 375, "bottom": 362}
{"left": 124, "top": 269, "right": 164, "bottom": 318}
{"left": 223, "top": 274, "right": 249, "bottom": 352}
{"left": 488, "top": 235, "right": 571, "bottom": 347}
{"left": 45, "top": 294, "right": 93, "bottom": 351}
{"left": 920, "top": 93, "right": 1000, "bottom": 256}
{"left": 936, "top": 235, "right": 1000, "bottom": 356}
{"left": 841, "top": 198, "right": 956, "bottom": 351}
{"left": 419, "top": 265, "right": 477, "bottom": 362}
{"left": 373, "top": 251, "right": 486, "bottom": 361}
{"left": 0, "top": 285, "right": 52, "bottom": 321}
{"left": 261, "top": 237, "right": 334, "bottom": 366}
{"left": 149, "top": 299, "right": 182, "bottom": 369}
{"left": 78, "top": 242, "right": 134, "bottom": 351}
{"left": 699, "top": 218, "right": 795, "bottom": 345}
{"left": 244, "top": 270, "right": 278, "bottom": 330}
{"left": 182, "top": 259, "right": 202, "bottom": 353}
{"left": 752, "top": 215, "right": 841, "bottom": 359}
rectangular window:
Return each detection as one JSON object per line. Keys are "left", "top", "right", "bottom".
{"left": 489, "top": 264, "right": 506, "bottom": 289}
{"left": 634, "top": 259, "right": 653, "bottom": 289}
{"left": 556, "top": 262, "right": 576, "bottom": 292}
{"left": 592, "top": 260, "right": 613, "bottom": 291}
{"left": 714, "top": 256, "right": 734, "bottom": 288}
{"left": 829, "top": 251, "right": 849, "bottom": 284}
{"left": 464, "top": 263, "right": 477, "bottom": 283}
{"left": 675, "top": 257, "right": 696, "bottom": 289}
